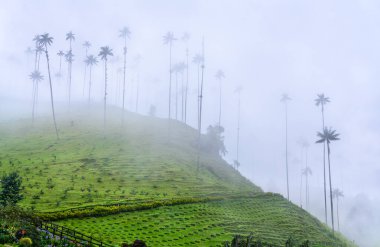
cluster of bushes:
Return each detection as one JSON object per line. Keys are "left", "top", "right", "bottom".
{"left": 224, "top": 234, "right": 311, "bottom": 247}
{"left": 37, "top": 196, "right": 222, "bottom": 221}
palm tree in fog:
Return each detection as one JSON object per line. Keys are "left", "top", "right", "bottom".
{"left": 196, "top": 38, "right": 205, "bottom": 172}
{"left": 56, "top": 50, "right": 64, "bottom": 77}
{"left": 119, "top": 27, "right": 131, "bottom": 116}
{"left": 316, "top": 127, "right": 340, "bottom": 234}
{"left": 82, "top": 41, "right": 91, "bottom": 96}
{"left": 281, "top": 93, "right": 291, "bottom": 201}
{"left": 315, "top": 93, "right": 330, "bottom": 224}
{"left": 32, "top": 35, "right": 42, "bottom": 70}
{"left": 84, "top": 55, "right": 98, "bottom": 103}
{"left": 29, "top": 70, "right": 44, "bottom": 122}
{"left": 302, "top": 166, "right": 312, "bottom": 210}
{"left": 99, "top": 46, "right": 114, "bottom": 130}
{"left": 235, "top": 86, "right": 242, "bottom": 172}
{"left": 163, "top": 32, "right": 176, "bottom": 119}
{"left": 66, "top": 31, "right": 75, "bottom": 104}
{"left": 192, "top": 53, "right": 203, "bottom": 126}
{"left": 332, "top": 188, "right": 344, "bottom": 232}
{"left": 182, "top": 33, "right": 190, "bottom": 124}
{"left": 38, "top": 33, "right": 59, "bottom": 139}
{"left": 215, "top": 69, "right": 225, "bottom": 127}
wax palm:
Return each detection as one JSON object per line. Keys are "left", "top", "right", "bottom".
{"left": 302, "top": 166, "right": 312, "bottom": 210}
{"left": 119, "top": 27, "right": 131, "bottom": 116}
{"left": 182, "top": 33, "right": 190, "bottom": 123}
{"left": 163, "top": 32, "right": 177, "bottom": 119}
{"left": 316, "top": 127, "right": 340, "bottom": 233}
{"left": 315, "top": 93, "right": 330, "bottom": 224}
{"left": 99, "top": 46, "right": 114, "bottom": 131}
{"left": 56, "top": 50, "right": 64, "bottom": 77}
{"left": 82, "top": 41, "right": 91, "bottom": 96}
{"left": 66, "top": 31, "right": 75, "bottom": 104}
{"left": 192, "top": 54, "right": 203, "bottom": 127}
{"left": 35, "top": 45, "right": 44, "bottom": 71}
{"left": 235, "top": 86, "right": 242, "bottom": 171}
{"left": 38, "top": 33, "right": 59, "bottom": 139}
{"left": 83, "top": 41, "right": 91, "bottom": 54}
{"left": 29, "top": 70, "right": 44, "bottom": 122}
{"left": 332, "top": 188, "right": 344, "bottom": 232}
{"left": 215, "top": 70, "right": 225, "bottom": 127}
{"left": 281, "top": 94, "right": 291, "bottom": 200}
{"left": 84, "top": 55, "right": 98, "bottom": 103}
{"left": 32, "top": 35, "right": 41, "bottom": 70}
{"left": 196, "top": 38, "right": 205, "bottom": 172}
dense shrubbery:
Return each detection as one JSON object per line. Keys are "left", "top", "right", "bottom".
{"left": 224, "top": 234, "right": 311, "bottom": 247}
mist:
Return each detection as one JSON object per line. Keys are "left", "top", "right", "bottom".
{"left": 1, "top": 1, "right": 380, "bottom": 246}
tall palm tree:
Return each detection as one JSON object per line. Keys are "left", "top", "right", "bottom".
{"left": 215, "top": 70, "right": 225, "bottom": 127}
{"left": 32, "top": 35, "right": 41, "bottom": 70}
{"left": 315, "top": 93, "right": 330, "bottom": 224}
{"left": 281, "top": 94, "right": 291, "bottom": 201}
{"left": 163, "top": 32, "right": 176, "bottom": 119}
{"left": 29, "top": 70, "right": 44, "bottom": 122}
{"left": 196, "top": 38, "right": 205, "bottom": 172}
{"left": 119, "top": 27, "right": 131, "bottom": 116}
{"left": 235, "top": 86, "right": 242, "bottom": 170}
{"left": 56, "top": 50, "right": 64, "bottom": 77}
{"left": 192, "top": 54, "right": 203, "bottom": 125}
{"left": 35, "top": 45, "right": 44, "bottom": 70}
{"left": 66, "top": 31, "right": 75, "bottom": 104}
{"left": 302, "top": 166, "right": 312, "bottom": 211}
{"left": 82, "top": 41, "right": 91, "bottom": 96}
{"left": 38, "top": 33, "right": 59, "bottom": 139}
{"left": 316, "top": 127, "right": 340, "bottom": 233}
{"left": 84, "top": 55, "right": 98, "bottom": 104}
{"left": 99, "top": 46, "right": 114, "bottom": 130}
{"left": 332, "top": 188, "right": 344, "bottom": 232}
{"left": 182, "top": 33, "right": 190, "bottom": 124}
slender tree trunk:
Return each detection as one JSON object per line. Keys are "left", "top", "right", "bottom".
{"left": 197, "top": 38, "right": 205, "bottom": 173}
{"left": 181, "top": 71, "right": 184, "bottom": 121}
{"left": 218, "top": 79, "right": 222, "bottom": 127}
{"left": 168, "top": 42, "right": 172, "bottom": 119}
{"left": 236, "top": 91, "right": 241, "bottom": 165}
{"left": 327, "top": 143, "right": 335, "bottom": 234}
{"left": 83, "top": 48, "right": 88, "bottom": 96}
{"left": 88, "top": 65, "right": 92, "bottom": 104}
{"left": 336, "top": 197, "right": 340, "bottom": 232}
{"left": 135, "top": 73, "right": 139, "bottom": 113}
{"left": 122, "top": 37, "right": 127, "bottom": 121}
{"left": 44, "top": 47, "right": 59, "bottom": 139}
{"left": 184, "top": 49, "right": 189, "bottom": 124}
{"left": 175, "top": 72, "right": 178, "bottom": 120}
{"left": 197, "top": 64, "right": 200, "bottom": 127}
{"left": 68, "top": 40, "right": 72, "bottom": 106}
{"left": 103, "top": 59, "right": 108, "bottom": 132}
{"left": 32, "top": 80, "right": 36, "bottom": 123}
{"left": 285, "top": 103, "right": 289, "bottom": 201}
{"left": 322, "top": 105, "right": 328, "bottom": 224}
{"left": 300, "top": 172, "right": 303, "bottom": 208}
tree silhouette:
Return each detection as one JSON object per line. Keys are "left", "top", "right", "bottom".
{"left": 316, "top": 127, "right": 340, "bottom": 233}
{"left": 84, "top": 55, "right": 98, "bottom": 104}
{"left": 172, "top": 62, "right": 186, "bottom": 121}
{"left": 38, "top": 33, "right": 59, "bottom": 139}
{"left": 99, "top": 46, "right": 114, "bottom": 131}
{"left": 235, "top": 86, "right": 242, "bottom": 171}
{"left": 32, "top": 35, "right": 42, "bottom": 70}
{"left": 66, "top": 31, "right": 75, "bottom": 105}
{"left": 29, "top": 70, "right": 44, "bottom": 122}
{"left": 332, "top": 188, "right": 344, "bottom": 232}
{"left": 302, "top": 166, "right": 312, "bottom": 210}
{"left": 82, "top": 41, "right": 91, "bottom": 96}
{"left": 315, "top": 93, "right": 330, "bottom": 224}
{"left": 119, "top": 27, "right": 131, "bottom": 118}
{"left": 281, "top": 94, "right": 291, "bottom": 201}
{"left": 196, "top": 38, "right": 205, "bottom": 172}
{"left": 192, "top": 54, "right": 203, "bottom": 127}
{"left": 215, "top": 70, "right": 225, "bottom": 127}
{"left": 163, "top": 32, "right": 176, "bottom": 119}
{"left": 182, "top": 33, "right": 190, "bottom": 124}
{"left": 56, "top": 50, "right": 64, "bottom": 77}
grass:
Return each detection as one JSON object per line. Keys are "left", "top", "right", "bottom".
{"left": 0, "top": 105, "right": 354, "bottom": 246}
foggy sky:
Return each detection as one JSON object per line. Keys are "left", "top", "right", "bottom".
{"left": 1, "top": 1, "right": 380, "bottom": 246}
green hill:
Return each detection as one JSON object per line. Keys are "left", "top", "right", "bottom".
{"left": 0, "top": 106, "right": 354, "bottom": 246}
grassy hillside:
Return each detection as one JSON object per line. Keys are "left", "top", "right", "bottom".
{"left": 0, "top": 106, "right": 354, "bottom": 246}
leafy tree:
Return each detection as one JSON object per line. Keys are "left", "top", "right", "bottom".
{"left": 99, "top": 46, "right": 114, "bottom": 130}
{"left": 315, "top": 93, "right": 330, "bottom": 224}
{"left": 316, "top": 127, "right": 340, "bottom": 233}
{"left": 201, "top": 125, "right": 227, "bottom": 157}
{"left": 163, "top": 32, "right": 177, "bottom": 119}
{"left": 0, "top": 172, "right": 23, "bottom": 206}
{"left": 38, "top": 33, "right": 59, "bottom": 139}
{"left": 281, "top": 93, "right": 291, "bottom": 200}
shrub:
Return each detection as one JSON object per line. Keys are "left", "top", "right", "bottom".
{"left": 19, "top": 237, "right": 32, "bottom": 246}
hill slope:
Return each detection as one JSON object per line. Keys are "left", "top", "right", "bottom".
{"left": 0, "top": 105, "right": 353, "bottom": 246}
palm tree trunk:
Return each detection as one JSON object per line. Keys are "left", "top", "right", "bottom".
{"left": 168, "top": 42, "right": 172, "bottom": 119}
{"left": 218, "top": 79, "right": 222, "bottom": 127}
{"left": 175, "top": 72, "right": 178, "bottom": 120}
{"left": 336, "top": 197, "right": 340, "bottom": 232}
{"left": 184, "top": 49, "right": 189, "bottom": 124}
{"left": 44, "top": 48, "right": 59, "bottom": 139}
{"left": 122, "top": 37, "right": 127, "bottom": 118}
{"left": 181, "top": 72, "right": 184, "bottom": 121}
{"left": 322, "top": 105, "right": 328, "bottom": 224}
{"left": 327, "top": 143, "right": 335, "bottom": 234}
{"left": 236, "top": 91, "right": 241, "bottom": 166}
{"left": 300, "top": 172, "right": 303, "bottom": 208}
{"left": 88, "top": 65, "right": 92, "bottom": 104}
{"left": 197, "top": 38, "right": 205, "bottom": 173}
{"left": 103, "top": 59, "right": 108, "bottom": 132}
{"left": 135, "top": 73, "right": 139, "bottom": 113}
{"left": 32, "top": 80, "right": 36, "bottom": 123}
{"left": 68, "top": 40, "right": 72, "bottom": 106}
{"left": 285, "top": 102, "right": 289, "bottom": 201}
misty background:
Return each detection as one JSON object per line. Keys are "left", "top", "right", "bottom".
{"left": 0, "top": 1, "right": 379, "bottom": 246}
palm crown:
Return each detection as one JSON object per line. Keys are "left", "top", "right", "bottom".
{"left": 119, "top": 27, "right": 131, "bottom": 39}
{"left": 281, "top": 94, "right": 291, "bottom": 102}
{"left": 66, "top": 31, "right": 75, "bottom": 41}
{"left": 99, "top": 46, "right": 113, "bottom": 60}
{"left": 332, "top": 189, "right": 344, "bottom": 198}
{"left": 38, "top": 33, "right": 53, "bottom": 47}
{"left": 192, "top": 54, "right": 204, "bottom": 64}
{"left": 65, "top": 50, "right": 74, "bottom": 63}
{"left": 316, "top": 127, "right": 340, "bottom": 144}
{"left": 315, "top": 93, "right": 330, "bottom": 106}
{"left": 163, "top": 32, "right": 176, "bottom": 44}
{"left": 57, "top": 51, "right": 64, "bottom": 57}
{"left": 85, "top": 55, "right": 98, "bottom": 66}
{"left": 83, "top": 41, "right": 91, "bottom": 48}
{"left": 215, "top": 70, "right": 225, "bottom": 80}
{"left": 29, "top": 70, "right": 44, "bottom": 82}
{"left": 181, "top": 32, "right": 190, "bottom": 42}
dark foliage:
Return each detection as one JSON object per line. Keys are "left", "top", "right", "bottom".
{"left": 0, "top": 172, "right": 23, "bottom": 206}
{"left": 201, "top": 124, "right": 227, "bottom": 156}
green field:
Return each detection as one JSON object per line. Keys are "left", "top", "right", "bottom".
{"left": 0, "top": 106, "right": 354, "bottom": 246}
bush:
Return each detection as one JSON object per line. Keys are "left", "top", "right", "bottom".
{"left": 19, "top": 237, "right": 32, "bottom": 246}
